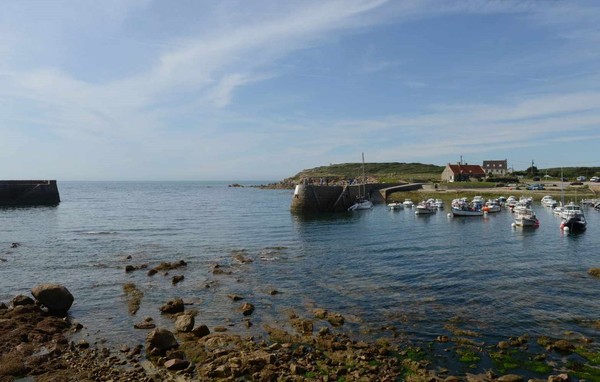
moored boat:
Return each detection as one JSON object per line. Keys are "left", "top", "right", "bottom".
{"left": 559, "top": 202, "right": 586, "bottom": 232}
{"left": 403, "top": 199, "right": 414, "bottom": 208}
{"left": 513, "top": 207, "right": 539, "bottom": 227}
{"left": 387, "top": 201, "right": 404, "bottom": 210}
{"left": 450, "top": 198, "right": 484, "bottom": 216}
{"left": 415, "top": 200, "right": 436, "bottom": 215}
{"left": 541, "top": 195, "right": 557, "bottom": 208}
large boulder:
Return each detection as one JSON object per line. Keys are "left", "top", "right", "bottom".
{"left": 31, "top": 284, "right": 74, "bottom": 315}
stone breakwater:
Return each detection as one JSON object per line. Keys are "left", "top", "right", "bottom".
{"left": 1, "top": 261, "right": 600, "bottom": 380}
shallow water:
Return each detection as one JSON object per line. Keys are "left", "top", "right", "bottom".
{"left": 1, "top": 182, "right": 599, "bottom": 351}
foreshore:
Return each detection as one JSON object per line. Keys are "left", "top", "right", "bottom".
{"left": 2, "top": 252, "right": 600, "bottom": 381}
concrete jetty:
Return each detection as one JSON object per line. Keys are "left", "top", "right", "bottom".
{"left": 290, "top": 183, "right": 422, "bottom": 213}
{"left": 0, "top": 180, "right": 60, "bottom": 206}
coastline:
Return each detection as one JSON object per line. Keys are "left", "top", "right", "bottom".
{"left": 2, "top": 253, "right": 599, "bottom": 381}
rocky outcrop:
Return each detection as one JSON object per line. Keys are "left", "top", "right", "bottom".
{"left": 146, "top": 328, "right": 179, "bottom": 355}
{"left": 31, "top": 284, "right": 74, "bottom": 315}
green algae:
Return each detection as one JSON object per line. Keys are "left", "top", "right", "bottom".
{"left": 574, "top": 346, "right": 600, "bottom": 365}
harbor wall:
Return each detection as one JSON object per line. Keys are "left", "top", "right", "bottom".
{"left": 0, "top": 180, "right": 60, "bottom": 206}
{"left": 290, "top": 183, "right": 400, "bottom": 213}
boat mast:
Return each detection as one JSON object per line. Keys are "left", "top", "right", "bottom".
{"left": 362, "top": 152, "right": 366, "bottom": 199}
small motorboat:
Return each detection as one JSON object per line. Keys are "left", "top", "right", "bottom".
{"left": 348, "top": 197, "right": 373, "bottom": 211}
{"left": 403, "top": 199, "right": 414, "bottom": 208}
{"left": 387, "top": 202, "right": 404, "bottom": 210}
{"left": 513, "top": 207, "right": 539, "bottom": 227}
{"left": 415, "top": 200, "right": 436, "bottom": 215}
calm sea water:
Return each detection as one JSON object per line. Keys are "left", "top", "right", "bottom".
{"left": 1, "top": 182, "right": 599, "bottom": 351}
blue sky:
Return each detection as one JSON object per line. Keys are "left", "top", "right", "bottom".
{"left": 1, "top": 0, "right": 600, "bottom": 181}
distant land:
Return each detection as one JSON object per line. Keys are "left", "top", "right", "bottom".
{"left": 260, "top": 163, "right": 600, "bottom": 189}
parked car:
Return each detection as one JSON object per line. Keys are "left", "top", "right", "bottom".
{"left": 590, "top": 176, "right": 599, "bottom": 182}
{"left": 561, "top": 177, "right": 568, "bottom": 181}
{"left": 526, "top": 184, "right": 545, "bottom": 190}
{"left": 532, "top": 176, "right": 541, "bottom": 181}
{"left": 570, "top": 181, "right": 584, "bottom": 186}
{"left": 577, "top": 176, "right": 586, "bottom": 181}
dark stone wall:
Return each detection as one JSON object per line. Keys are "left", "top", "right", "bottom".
{"left": 0, "top": 180, "right": 60, "bottom": 206}
{"left": 290, "top": 183, "right": 399, "bottom": 213}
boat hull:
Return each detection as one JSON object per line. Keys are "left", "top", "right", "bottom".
{"left": 451, "top": 208, "right": 483, "bottom": 217}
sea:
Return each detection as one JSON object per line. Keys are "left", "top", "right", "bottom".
{"left": 1, "top": 181, "right": 599, "bottom": 364}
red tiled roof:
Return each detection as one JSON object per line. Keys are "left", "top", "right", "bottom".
{"left": 447, "top": 164, "right": 485, "bottom": 175}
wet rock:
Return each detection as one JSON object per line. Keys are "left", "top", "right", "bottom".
{"left": 123, "top": 283, "right": 143, "bottom": 315}
{"left": 268, "top": 289, "right": 279, "bottom": 295}
{"left": 552, "top": 339, "right": 573, "bottom": 353}
{"left": 548, "top": 374, "right": 569, "bottom": 382}
{"left": 172, "top": 275, "right": 184, "bottom": 285}
{"left": 160, "top": 298, "right": 184, "bottom": 314}
{"left": 588, "top": 268, "right": 600, "bottom": 277}
{"left": 134, "top": 316, "right": 156, "bottom": 329}
{"left": 192, "top": 324, "right": 210, "bottom": 338}
{"left": 327, "top": 312, "right": 345, "bottom": 327}
{"left": 31, "top": 284, "right": 74, "bottom": 316}
{"left": 497, "top": 374, "right": 523, "bottom": 382}
{"left": 241, "top": 302, "right": 255, "bottom": 316}
{"left": 313, "top": 308, "right": 328, "bottom": 319}
{"left": 11, "top": 242, "right": 20, "bottom": 248}
{"left": 146, "top": 328, "right": 178, "bottom": 354}
{"left": 164, "top": 358, "right": 189, "bottom": 370}
{"left": 227, "top": 294, "right": 243, "bottom": 301}
{"left": 437, "top": 335, "right": 450, "bottom": 343}
{"left": 12, "top": 294, "right": 35, "bottom": 306}
{"left": 175, "top": 314, "right": 194, "bottom": 332}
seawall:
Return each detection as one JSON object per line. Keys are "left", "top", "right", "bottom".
{"left": 0, "top": 180, "right": 60, "bottom": 206}
{"left": 290, "top": 183, "right": 420, "bottom": 213}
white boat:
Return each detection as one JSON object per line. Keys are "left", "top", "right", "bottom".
{"left": 483, "top": 199, "right": 501, "bottom": 213}
{"left": 514, "top": 207, "right": 539, "bottom": 227}
{"left": 415, "top": 200, "right": 436, "bottom": 215}
{"left": 403, "top": 199, "right": 414, "bottom": 208}
{"left": 387, "top": 202, "right": 404, "bottom": 210}
{"left": 348, "top": 153, "right": 373, "bottom": 212}
{"left": 560, "top": 202, "right": 586, "bottom": 232}
{"left": 434, "top": 199, "right": 444, "bottom": 209}
{"left": 506, "top": 196, "right": 517, "bottom": 209}
{"left": 348, "top": 198, "right": 373, "bottom": 211}
{"left": 450, "top": 198, "right": 484, "bottom": 216}
{"left": 541, "top": 195, "right": 557, "bottom": 208}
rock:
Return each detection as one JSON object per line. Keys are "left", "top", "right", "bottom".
{"left": 12, "top": 295, "right": 35, "bottom": 306}
{"left": 313, "top": 308, "right": 328, "bottom": 319}
{"left": 146, "top": 328, "right": 178, "bottom": 353}
{"left": 227, "top": 294, "right": 243, "bottom": 301}
{"left": 172, "top": 275, "right": 184, "bottom": 285}
{"left": 548, "top": 374, "right": 569, "bottom": 382}
{"left": 125, "top": 265, "right": 136, "bottom": 273}
{"left": 327, "top": 312, "right": 345, "bottom": 327}
{"left": 160, "top": 298, "right": 184, "bottom": 314}
{"left": 192, "top": 324, "right": 210, "bottom": 338}
{"left": 241, "top": 302, "right": 255, "bottom": 316}
{"left": 588, "top": 268, "right": 600, "bottom": 277}
{"left": 175, "top": 314, "right": 194, "bottom": 332}
{"left": 552, "top": 339, "right": 573, "bottom": 353}
{"left": 497, "top": 374, "right": 523, "bottom": 382}
{"left": 269, "top": 289, "right": 279, "bottom": 295}
{"left": 11, "top": 242, "right": 20, "bottom": 248}
{"left": 164, "top": 358, "right": 189, "bottom": 371}
{"left": 437, "top": 335, "right": 450, "bottom": 343}
{"left": 290, "top": 364, "right": 306, "bottom": 375}
{"left": 31, "top": 284, "right": 74, "bottom": 315}
{"left": 134, "top": 320, "right": 156, "bottom": 329}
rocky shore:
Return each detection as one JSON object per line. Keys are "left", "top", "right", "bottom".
{"left": 2, "top": 264, "right": 599, "bottom": 381}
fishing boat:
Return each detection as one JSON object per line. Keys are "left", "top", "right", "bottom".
{"left": 559, "top": 202, "right": 586, "bottom": 232}
{"left": 513, "top": 207, "right": 539, "bottom": 227}
{"left": 348, "top": 153, "right": 373, "bottom": 212}
{"left": 415, "top": 199, "right": 436, "bottom": 215}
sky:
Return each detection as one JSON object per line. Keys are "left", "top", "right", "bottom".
{"left": 1, "top": 0, "right": 600, "bottom": 181}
